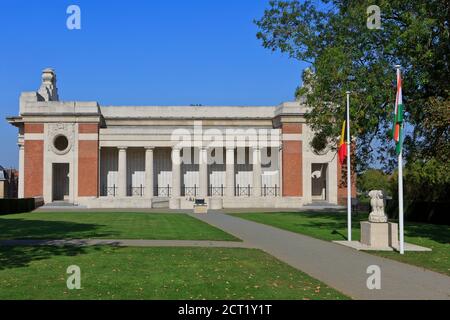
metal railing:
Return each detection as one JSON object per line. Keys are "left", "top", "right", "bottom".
{"left": 103, "top": 184, "right": 278, "bottom": 198}
{"left": 130, "top": 185, "right": 145, "bottom": 197}
{"left": 183, "top": 185, "right": 199, "bottom": 197}
{"left": 209, "top": 185, "right": 224, "bottom": 197}
{"left": 261, "top": 184, "right": 279, "bottom": 197}
{"left": 155, "top": 185, "right": 171, "bottom": 197}
{"left": 104, "top": 185, "right": 118, "bottom": 197}
{"left": 234, "top": 184, "right": 279, "bottom": 197}
{"left": 235, "top": 184, "right": 252, "bottom": 197}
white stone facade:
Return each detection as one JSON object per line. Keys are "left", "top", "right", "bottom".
{"left": 7, "top": 69, "right": 348, "bottom": 209}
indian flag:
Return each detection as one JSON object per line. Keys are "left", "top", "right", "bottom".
{"left": 392, "top": 67, "right": 404, "bottom": 155}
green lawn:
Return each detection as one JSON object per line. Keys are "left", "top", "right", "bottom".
{"left": 0, "top": 212, "right": 237, "bottom": 241}
{"left": 230, "top": 211, "right": 450, "bottom": 276}
{"left": 0, "top": 246, "right": 347, "bottom": 300}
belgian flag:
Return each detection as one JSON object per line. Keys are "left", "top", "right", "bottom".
{"left": 338, "top": 111, "right": 348, "bottom": 165}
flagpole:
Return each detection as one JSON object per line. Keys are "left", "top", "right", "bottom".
{"left": 396, "top": 65, "right": 405, "bottom": 255}
{"left": 346, "top": 91, "right": 352, "bottom": 242}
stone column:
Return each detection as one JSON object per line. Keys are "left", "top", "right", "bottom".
{"left": 18, "top": 144, "right": 24, "bottom": 198}
{"left": 145, "top": 147, "right": 154, "bottom": 198}
{"left": 199, "top": 147, "right": 208, "bottom": 198}
{"left": 118, "top": 147, "right": 127, "bottom": 197}
{"left": 252, "top": 147, "right": 262, "bottom": 197}
{"left": 171, "top": 147, "right": 181, "bottom": 198}
{"left": 225, "top": 147, "right": 235, "bottom": 197}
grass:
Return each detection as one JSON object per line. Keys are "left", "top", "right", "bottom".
{"left": 0, "top": 246, "right": 347, "bottom": 300}
{"left": 0, "top": 212, "right": 238, "bottom": 241}
{"left": 229, "top": 211, "right": 450, "bottom": 276}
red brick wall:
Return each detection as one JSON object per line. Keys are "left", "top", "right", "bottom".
{"left": 282, "top": 141, "right": 303, "bottom": 196}
{"left": 282, "top": 123, "right": 302, "bottom": 134}
{"left": 78, "top": 140, "right": 99, "bottom": 197}
{"left": 24, "top": 123, "right": 44, "bottom": 197}
{"left": 24, "top": 140, "right": 43, "bottom": 197}
{"left": 79, "top": 123, "right": 99, "bottom": 134}
{"left": 282, "top": 123, "right": 303, "bottom": 197}
{"left": 24, "top": 123, "right": 44, "bottom": 133}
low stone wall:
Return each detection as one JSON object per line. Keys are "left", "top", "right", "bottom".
{"left": 76, "top": 196, "right": 305, "bottom": 210}
{"left": 77, "top": 197, "right": 152, "bottom": 209}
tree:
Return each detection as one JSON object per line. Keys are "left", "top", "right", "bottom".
{"left": 357, "top": 169, "right": 390, "bottom": 195}
{"left": 255, "top": 0, "right": 449, "bottom": 173}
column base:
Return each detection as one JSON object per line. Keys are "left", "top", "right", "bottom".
{"left": 209, "top": 198, "right": 223, "bottom": 210}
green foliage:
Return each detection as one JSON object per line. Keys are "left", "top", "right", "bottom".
{"left": 256, "top": 0, "right": 450, "bottom": 172}
{"left": 387, "top": 159, "right": 449, "bottom": 222}
{"left": 388, "top": 159, "right": 450, "bottom": 204}
{"left": 405, "top": 159, "right": 450, "bottom": 202}
{"left": 357, "top": 169, "right": 390, "bottom": 194}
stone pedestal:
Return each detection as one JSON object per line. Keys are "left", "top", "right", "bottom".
{"left": 361, "top": 221, "right": 399, "bottom": 248}
{"left": 388, "top": 222, "right": 399, "bottom": 248}
{"left": 193, "top": 204, "right": 208, "bottom": 214}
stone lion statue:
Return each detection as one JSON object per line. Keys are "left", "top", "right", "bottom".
{"left": 368, "top": 190, "right": 387, "bottom": 223}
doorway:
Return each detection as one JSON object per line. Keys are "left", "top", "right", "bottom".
{"left": 311, "top": 163, "right": 328, "bottom": 201}
{"left": 52, "top": 163, "right": 70, "bottom": 201}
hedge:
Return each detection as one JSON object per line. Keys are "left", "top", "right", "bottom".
{"left": 387, "top": 199, "right": 450, "bottom": 225}
{"left": 0, "top": 198, "right": 36, "bottom": 215}
{"left": 406, "top": 201, "right": 450, "bottom": 225}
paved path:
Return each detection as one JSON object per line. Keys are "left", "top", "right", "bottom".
{"left": 0, "top": 239, "right": 254, "bottom": 248}
{"left": 189, "top": 212, "right": 450, "bottom": 300}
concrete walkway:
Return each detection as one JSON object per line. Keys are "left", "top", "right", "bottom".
{"left": 0, "top": 239, "right": 254, "bottom": 248}
{"left": 189, "top": 212, "right": 450, "bottom": 300}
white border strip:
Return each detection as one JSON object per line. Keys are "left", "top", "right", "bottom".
{"left": 24, "top": 133, "right": 44, "bottom": 140}
{"left": 78, "top": 133, "right": 99, "bottom": 140}
{"left": 282, "top": 133, "right": 303, "bottom": 141}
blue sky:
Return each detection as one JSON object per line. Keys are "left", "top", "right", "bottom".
{"left": 0, "top": 1, "right": 307, "bottom": 168}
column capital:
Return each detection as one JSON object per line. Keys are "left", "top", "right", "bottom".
{"left": 145, "top": 146, "right": 155, "bottom": 151}
{"left": 226, "top": 146, "right": 235, "bottom": 151}
{"left": 118, "top": 146, "right": 128, "bottom": 151}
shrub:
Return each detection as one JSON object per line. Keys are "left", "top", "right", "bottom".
{"left": 387, "top": 159, "right": 450, "bottom": 225}
{"left": 0, "top": 198, "right": 36, "bottom": 215}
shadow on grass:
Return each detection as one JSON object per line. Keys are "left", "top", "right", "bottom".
{"left": 0, "top": 218, "right": 113, "bottom": 271}
{"left": 402, "top": 223, "right": 450, "bottom": 245}
{"left": 277, "top": 211, "right": 450, "bottom": 245}
{"left": 0, "top": 245, "right": 102, "bottom": 271}
{"left": 0, "top": 218, "right": 111, "bottom": 240}
{"left": 331, "top": 229, "right": 347, "bottom": 240}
